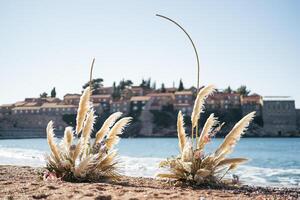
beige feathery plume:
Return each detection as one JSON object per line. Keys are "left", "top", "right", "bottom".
{"left": 106, "top": 117, "right": 132, "bottom": 150}
{"left": 97, "top": 151, "right": 117, "bottom": 171}
{"left": 75, "top": 86, "right": 91, "bottom": 135}
{"left": 181, "top": 139, "right": 193, "bottom": 162}
{"left": 216, "top": 158, "right": 248, "bottom": 168}
{"left": 81, "top": 109, "right": 96, "bottom": 141}
{"left": 177, "top": 111, "right": 186, "bottom": 153}
{"left": 81, "top": 109, "right": 96, "bottom": 155}
{"left": 214, "top": 112, "right": 255, "bottom": 158}
{"left": 74, "top": 155, "right": 94, "bottom": 177}
{"left": 61, "top": 127, "right": 73, "bottom": 151}
{"left": 46, "top": 121, "right": 61, "bottom": 163}
{"left": 191, "top": 85, "right": 216, "bottom": 128}
{"left": 196, "top": 169, "right": 211, "bottom": 178}
{"left": 72, "top": 142, "right": 82, "bottom": 163}
{"left": 94, "top": 112, "right": 123, "bottom": 144}
{"left": 197, "top": 113, "right": 218, "bottom": 149}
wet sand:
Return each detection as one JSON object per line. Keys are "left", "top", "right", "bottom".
{"left": 0, "top": 165, "right": 299, "bottom": 199}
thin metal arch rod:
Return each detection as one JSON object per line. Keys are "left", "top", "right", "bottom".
{"left": 156, "top": 14, "right": 200, "bottom": 91}
{"left": 89, "top": 58, "right": 96, "bottom": 90}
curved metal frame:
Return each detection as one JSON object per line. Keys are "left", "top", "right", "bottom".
{"left": 156, "top": 14, "right": 200, "bottom": 91}
{"left": 156, "top": 14, "right": 201, "bottom": 146}
{"left": 89, "top": 58, "right": 96, "bottom": 89}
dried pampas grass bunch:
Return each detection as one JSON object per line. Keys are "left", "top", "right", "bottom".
{"left": 158, "top": 84, "right": 255, "bottom": 185}
{"left": 45, "top": 86, "right": 132, "bottom": 182}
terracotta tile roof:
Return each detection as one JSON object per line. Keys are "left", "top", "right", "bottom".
{"left": 14, "top": 101, "right": 26, "bottom": 107}
{"left": 24, "top": 102, "right": 38, "bottom": 106}
{"left": 91, "top": 95, "right": 111, "bottom": 98}
{"left": 12, "top": 106, "right": 40, "bottom": 110}
{"left": 174, "top": 103, "right": 192, "bottom": 107}
{"left": 174, "top": 91, "right": 193, "bottom": 95}
{"left": 111, "top": 100, "right": 129, "bottom": 104}
{"left": 0, "top": 104, "right": 14, "bottom": 107}
{"left": 64, "top": 94, "right": 81, "bottom": 99}
{"left": 41, "top": 103, "right": 77, "bottom": 108}
{"left": 46, "top": 97, "right": 61, "bottom": 102}
{"left": 130, "top": 96, "right": 151, "bottom": 101}
{"left": 147, "top": 93, "right": 174, "bottom": 97}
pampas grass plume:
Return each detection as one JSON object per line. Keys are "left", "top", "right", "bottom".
{"left": 177, "top": 111, "right": 186, "bottom": 153}
{"left": 76, "top": 86, "right": 91, "bottom": 134}
{"left": 191, "top": 85, "right": 216, "bottom": 128}
{"left": 46, "top": 121, "right": 61, "bottom": 163}
{"left": 106, "top": 117, "right": 132, "bottom": 150}
{"left": 94, "top": 112, "right": 123, "bottom": 144}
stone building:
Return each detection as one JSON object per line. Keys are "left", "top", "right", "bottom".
{"left": 63, "top": 94, "right": 81, "bottom": 105}
{"left": 97, "top": 87, "right": 113, "bottom": 95}
{"left": 91, "top": 94, "right": 111, "bottom": 111}
{"left": 0, "top": 104, "right": 13, "bottom": 116}
{"left": 165, "top": 87, "right": 177, "bottom": 93}
{"left": 130, "top": 96, "right": 151, "bottom": 112}
{"left": 110, "top": 100, "right": 130, "bottom": 114}
{"left": 262, "top": 97, "right": 297, "bottom": 136}
{"left": 206, "top": 92, "right": 241, "bottom": 110}
{"left": 147, "top": 93, "right": 175, "bottom": 110}
{"left": 174, "top": 91, "right": 194, "bottom": 115}
{"left": 241, "top": 94, "right": 263, "bottom": 116}
{"left": 131, "top": 86, "right": 145, "bottom": 96}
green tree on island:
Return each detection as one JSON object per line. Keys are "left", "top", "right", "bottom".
{"left": 178, "top": 79, "right": 184, "bottom": 91}
{"left": 40, "top": 92, "right": 48, "bottom": 98}
{"left": 50, "top": 87, "right": 56, "bottom": 98}
{"left": 152, "top": 81, "right": 156, "bottom": 90}
{"left": 236, "top": 85, "right": 250, "bottom": 96}
{"left": 161, "top": 83, "right": 166, "bottom": 93}
{"left": 224, "top": 86, "right": 232, "bottom": 94}
{"left": 140, "top": 78, "right": 151, "bottom": 89}
{"left": 82, "top": 78, "right": 104, "bottom": 94}
{"left": 112, "top": 82, "right": 121, "bottom": 100}
{"left": 119, "top": 79, "right": 133, "bottom": 90}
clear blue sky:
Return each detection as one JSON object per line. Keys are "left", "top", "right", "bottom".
{"left": 0, "top": 1, "right": 299, "bottom": 107}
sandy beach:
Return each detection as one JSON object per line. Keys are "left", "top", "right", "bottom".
{"left": 0, "top": 165, "right": 299, "bottom": 200}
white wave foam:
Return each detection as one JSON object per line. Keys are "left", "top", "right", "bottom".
{"left": 0, "top": 147, "right": 45, "bottom": 166}
{"left": 236, "top": 165, "right": 300, "bottom": 187}
{"left": 0, "top": 147, "right": 299, "bottom": 187}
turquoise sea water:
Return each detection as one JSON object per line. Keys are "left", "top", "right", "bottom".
{"left": 0, "top": 138, "right": 299, "bottom": 187}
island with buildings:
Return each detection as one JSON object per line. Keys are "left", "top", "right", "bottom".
{"left": 0, "top": 79, "right": 299, "bottom": 138}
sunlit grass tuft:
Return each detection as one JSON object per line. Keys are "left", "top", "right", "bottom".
{"left": 157, "top": 85, "right": 255, "bottom": 185}
{"left": 45, "top": 86, "right": 131, "bottom": 182}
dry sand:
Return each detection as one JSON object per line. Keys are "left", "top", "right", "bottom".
{"left": 0, "top": 165, "right": 299, "bottom": 200}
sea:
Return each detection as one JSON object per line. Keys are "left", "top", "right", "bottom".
{"left": 0, "top": 137, "right": 299, "bottom": 188}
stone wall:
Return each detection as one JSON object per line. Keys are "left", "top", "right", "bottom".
{"left": 296, "top": 109, "right": 300, "bottom": 131}
{"left": 262, "top": 100, "right": 297, "bottom": 136}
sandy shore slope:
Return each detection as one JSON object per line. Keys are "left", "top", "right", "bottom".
{"left": 0, "top": 165, "right": 299, "bottom": 200}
